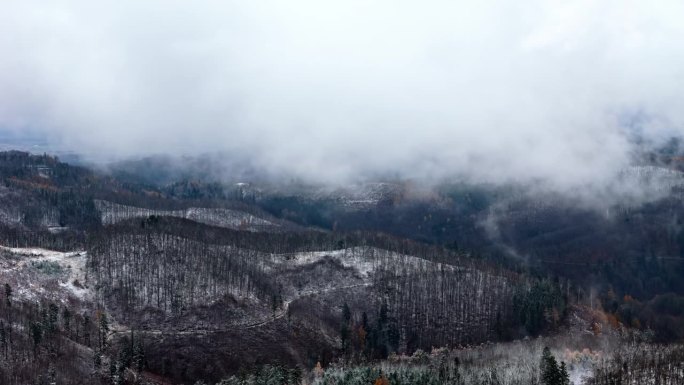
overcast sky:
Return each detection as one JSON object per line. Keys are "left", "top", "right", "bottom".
{"left": 1, "top": 1, "right": 683, "bottom": 192}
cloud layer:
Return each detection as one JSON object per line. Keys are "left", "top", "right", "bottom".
{"left": 1, "top": 1, "right": 683, "bottom": 192}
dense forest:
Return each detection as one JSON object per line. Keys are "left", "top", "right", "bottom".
{"left": 0, "top": 151, "right": 683, "bottom": 384}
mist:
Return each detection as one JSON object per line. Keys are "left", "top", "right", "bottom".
{"left": 1, "top": 1, "right": 684, "bottom": 199}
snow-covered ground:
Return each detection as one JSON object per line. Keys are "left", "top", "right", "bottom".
{"left": 277, "top": 247, "right": 378, "bottom": 277}
{"left": 276, "top": 246, "right": 462, "bottom": 279}
{"left": 0, "top": 245, "right": 91, "bottom": 303}
{"left": 95, "top": 199, "right": 275, "bottom": 230}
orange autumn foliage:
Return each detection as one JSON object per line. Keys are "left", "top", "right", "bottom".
{"left": 606, "top": 313, "right": 620, "bottom": 329}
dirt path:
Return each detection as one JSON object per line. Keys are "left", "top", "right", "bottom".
{"left": 243, "top": 283, "right": 372, "bottom": 329}
{"left": 0, "top": 245, "right": 373, "bottom": 338}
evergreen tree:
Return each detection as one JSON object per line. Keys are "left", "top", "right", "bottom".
{"left": 98, "top": 311, "right": 109, "bottom": 349}
{"left": 133, "top": 337, "right": 146, "bottom": 372}
{"left": 341, "top": 302, "right": 351, "bottom": 351}
{"left": 83, "top": 314, "right": 91, "bottom": 346}
{"left": 4, "top": 283, "right": 11, "bottom": 308}
{"left": 47, "top": 303, "right": 59, "bottom": 334}
{"left": 540, "top": 346, "right": 562, "bottom": 385}
{"left": 30, "top": 321, "right": 43, "bottom": 358}
{"left": 4, "top": 283, "right": 11, "bottom": 345}
{"left": 559, "top": 361, "right": 570, "bottom": 385}
{"left": 62, "top": 307, "right": 71, "bottom": 336}
{"left": 0, "top": 321, "right": 6, "bottom": 358}
{"left": 110, "top": 361, "right": 123, "bottom": 385}
{"left": 342, "top": 302, "right": 351, "bottom": 323}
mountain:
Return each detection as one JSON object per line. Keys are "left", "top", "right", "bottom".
{"left": 0, "top": 150, "right": 683, "bottom": 384}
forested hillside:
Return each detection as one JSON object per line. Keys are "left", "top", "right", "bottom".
{"left": 0, "top": 151, "right": 682, "bottom": 384}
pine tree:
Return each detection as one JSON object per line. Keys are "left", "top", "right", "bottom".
{"left": 62, "top": 307, "right": 71, "bottom": 336}
{"left": 559, "top": 361, "right": 570, "bottom": 385}
{"left": 4, "top": 284, "right": 11, "bottom": 345}
{"left": 342, "top": 302, "right": 351, "bottom": 323}
{"left": 341, "top": 302, "right": 351, "bottom": 351}
{"left": 110, "top": 361, "right": 123, "bottom": 385}
{"left": 98, "top": 311, "right": 109, "bottom": 349}
{"left": 0, "top": 321, "right": 6, "bottom": 358}
{"left": 30, "top": 321, "right": 43, "bottom": 359}
{"left": 540, "top": 346, "right": 562, "bottom": 385}
{"left": 3, "top": 283, "right": 10, "bottom": 308}
{"left": 47, "top": 303, "right": 59, "bottom": 335}
{"left": 83, "top": 314, "right": 91, "bottom": 346}
{"left": 133, "top": 338, "right": 145, "bottom": 372}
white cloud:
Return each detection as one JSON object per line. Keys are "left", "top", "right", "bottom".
{"left": 0, "top": 0, "right": 683, "bottom": 194}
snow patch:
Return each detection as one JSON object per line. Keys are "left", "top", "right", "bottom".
{"left": 95, "top": 200, "right": 276, "bottom": 231}
{"left": 280, "top": 246, "right": 459, "bottom": 279}
{"left": 0, "top": 245, "right": 92, "bottom": 302}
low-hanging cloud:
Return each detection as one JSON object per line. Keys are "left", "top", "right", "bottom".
{"left": 1, "top": 0, "right": 683, "bottom": 196}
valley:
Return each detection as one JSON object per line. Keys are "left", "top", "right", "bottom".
{"left": 0, "top": 151, "right": 682, "bottom": 384}
{"left": 2, "top": 2, "right": 683, "bottom": 383}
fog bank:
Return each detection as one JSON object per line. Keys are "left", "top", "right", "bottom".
{"left": 1, "top": 1, "right": 683, "bottom": 198}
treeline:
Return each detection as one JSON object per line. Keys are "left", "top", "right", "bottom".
{"left": 338, "top": 275, "right": 567, "bottom": 358}
{"left": 189, "top": 340, "right": 684, "bottom": 385}
{"left": 171, "top": 343, "right": 576, "bottom": 385}
{"left": 311, "top": 344, "right": 570, "bottom": 385}
{"left": 198, "top": 365, "right": 302, "bottom": 385}
{"left": 0, "top": 283, "right": 101, "bottom": 384}
{"left": 0, "top": 282, "right": 152, "bottom": 385}
{"left": 94, "top": 200, "right": 276, "bottom": 231}
{"left": 512, "top": 279, "right": 568, "bottom": 336}
{"left": 371, "top": 254, "right": 514, "bottom": 349}
{"left": 597, "top": 257, "right": 684, "bottom": 342}
{"left": 90, "top": 218, "right": 568, "bottom": 356}
{"left": 587, "top": 343, "right": 684, "bottom": 384}
{"left": 89, "top": 232, "right": 278, "bottom": 315}
{"left": 103, "top": 215, "right": 503, "bottom": 271}
{"left": 0, "top": 224, "right": 87, "bottom": 251}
